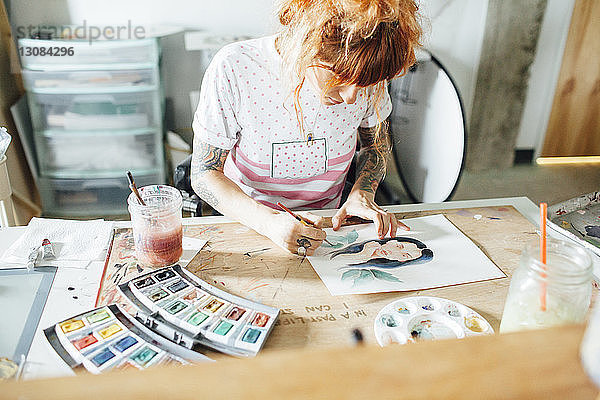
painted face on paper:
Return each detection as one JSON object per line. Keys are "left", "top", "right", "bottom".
{"left": 329, "top": 237, "right": 434, "bottom": 269}
{"left": 362, "top": 240, "right": 423, "bottom": 262}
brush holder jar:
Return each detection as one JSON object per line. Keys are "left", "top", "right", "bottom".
{"left": 499, "top": 238, "right": 592, "bottom": 333}
{"left": 128, "top": 185, "right": 183, "bottom": 267}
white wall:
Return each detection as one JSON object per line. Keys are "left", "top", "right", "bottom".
{"left": 516, "top": 0, "right": 575, "bottom": 152}
{"left": 419, "top": 0, "right": 488, "bottom": 124}
{"left": 7, "top": 0, "right": 573, "bottom": 153}
{"left": 8, "top": 0, "right": 276, "bottom": 35}
{"left": 8, "top": 0, "right": 487, "bottom": 123}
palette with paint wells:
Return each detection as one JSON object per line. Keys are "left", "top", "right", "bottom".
{"left": 44, "top": 304, "right": 210, "bottom": 374}
{"left": 118, "top": 264, "right": 279, "bottom": 357}
{"left": 374, "top": 296, "right": 493, "bottom": 346}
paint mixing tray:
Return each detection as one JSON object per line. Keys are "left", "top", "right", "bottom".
{"left": 374, "top": 296, "right": 493, "bottom": 346}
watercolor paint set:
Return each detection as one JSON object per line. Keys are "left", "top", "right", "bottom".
{"left": 44, "top": 304, "right": 211, "bottom": 373}
{"left": 374, "top": 296, "right": 493, "bottom": 346}
{"left": 118, "top": 264, "right": 279, "bottom": 357}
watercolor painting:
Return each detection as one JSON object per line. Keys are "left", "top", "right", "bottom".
{"left": 330, "top": 237, "right": 434, "bottom": 286}
{"left": 309, "top": 214, "right": 506, "bottom": 296}
{"left": 321, "top": 229, "right": 359, "bottom": 249}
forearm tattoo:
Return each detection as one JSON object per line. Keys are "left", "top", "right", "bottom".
{"left": 194, "top": 141, "right": 229, "bottom": 173}
{"left": 192, "top": 180, "right": 220, "bottom": 209}
{"left": 355, "top": 123, "right": 391, "bottom": 194}
{"left": 191, "top": 141, "right": 230, "bottom": 208}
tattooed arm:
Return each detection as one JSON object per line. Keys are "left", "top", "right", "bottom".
{"left": 354, "top": 123, "right": 390, "bottom": 194}
{"left": 331, "top": 122, "right": 409, "bottom": 237}
{"left": 190, "top": 140, "right": 326, "bottom": 254}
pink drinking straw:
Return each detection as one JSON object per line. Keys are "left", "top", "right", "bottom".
{"left": 540, "top": 203, "right": 547, "bottom": 312}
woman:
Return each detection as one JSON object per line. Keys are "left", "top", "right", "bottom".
{"left": 191, "top": 0, "right": 422, "bottom": 256}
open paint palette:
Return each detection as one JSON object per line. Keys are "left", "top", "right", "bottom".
{"left": 118, "top": 264, "right": 279, "bottom": 357}
{"left": 374, "top": 296, "right": 493, "bottom": 346}
{"left": 44, "top": 304, "right": 210, "bottom": 373}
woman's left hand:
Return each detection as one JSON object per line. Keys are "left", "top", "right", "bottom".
{"left": 332, "top": 189, "right": 409, "bottom": 238}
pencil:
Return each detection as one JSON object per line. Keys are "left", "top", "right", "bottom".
{"left": 276, "top": 202, "right": 334, "bottom": 246}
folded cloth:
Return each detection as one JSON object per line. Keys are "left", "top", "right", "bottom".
{"left": 2, "top": 218, "right": 113, "bottom": 268}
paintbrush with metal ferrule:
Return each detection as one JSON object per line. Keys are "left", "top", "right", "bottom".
{"left": 126, "top": 171, "right": 146, "bottom": 206}
{"left": 276, "top": 202, "right": 334, "bottom": 246}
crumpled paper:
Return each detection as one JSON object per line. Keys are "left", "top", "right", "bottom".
{"left": 2, "top": 217, "right": 113, "bottom": 268}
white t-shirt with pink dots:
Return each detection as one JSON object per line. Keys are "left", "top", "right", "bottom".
{"left": 192, "top": 35, "right": 392, "bottom": 210}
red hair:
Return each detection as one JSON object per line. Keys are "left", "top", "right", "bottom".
{"left": 276, "top": 0, "right": 423, "bottom": 147}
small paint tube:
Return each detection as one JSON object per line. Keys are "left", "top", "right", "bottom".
{"left": 41, "top": 238, "right": 56, "bottom": 260}
{"left": 26, "top": 246, "right": 40, "bottom": 272}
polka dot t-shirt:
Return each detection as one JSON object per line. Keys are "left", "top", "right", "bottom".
{"left": 192, "top": 35, "right": 392, "bottom": 210}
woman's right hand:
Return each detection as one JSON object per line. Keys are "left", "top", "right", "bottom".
{"left": 262, "top": 212, "right": 327, "bottom": 256}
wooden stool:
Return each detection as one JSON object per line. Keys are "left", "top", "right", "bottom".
{"left": 0, "top": 154, "right": 16, "bottom": 227}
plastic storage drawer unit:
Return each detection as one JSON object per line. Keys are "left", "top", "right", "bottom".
{"left": 38, "top": 173, "right": 160, "bottom": 217}
{"left": 35, "top": 128, "right": 162, "bottom": 178}
{"left": 27, "top": 91, "right": 161, "bottom": 132}
{"left": 22, "top": 68, "right": 159, "bottom": 92}
{"left": 19, "top": 38, "right": 159, "bottom": 70}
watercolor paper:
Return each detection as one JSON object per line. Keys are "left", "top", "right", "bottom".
{"left": 308, "top": 214, "right": 506, "bottom": 296}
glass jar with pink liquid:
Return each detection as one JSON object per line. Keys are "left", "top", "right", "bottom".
{"left": 127, "top": 185, "right": 183, "bottom": 267}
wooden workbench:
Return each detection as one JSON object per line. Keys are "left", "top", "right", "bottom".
{"left": 3, "top": 324, "right": 598, "bottom": 399}
{"left": 3, "top": 197, "right": 599, "bottom": 395}
{"left": 97, "top": 204, "right": 540, "bottom": 349}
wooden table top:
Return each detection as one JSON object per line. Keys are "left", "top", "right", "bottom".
{"left": 97, "top": 205, "right": 541, "bottom": 350}
{"left": 3, "top": 324, "right": 598, "bottom": 399}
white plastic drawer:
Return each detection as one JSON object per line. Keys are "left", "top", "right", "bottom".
{"left": 22, "top": 68, "right": 159, "bottom": 93}
{"left": 35, "top": 128, "right": 163, "bottom": 179}
{"left": 39, "top": 173, "right": 163, "bottom": 216}
{"left": 27, "top": 91, "right": 161, "bottom": 131}
{"left": 18, "top": 38, "right": 159, "bottom": 70}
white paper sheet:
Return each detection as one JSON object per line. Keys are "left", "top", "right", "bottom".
{"left": 308, "top": 214, "right": 506, "bottom": 296}
{"left": 180, "top": 236, "right": 208, "bottom": 264}
{"left": 2, "top": 218, "right": 113, "bottom": 269}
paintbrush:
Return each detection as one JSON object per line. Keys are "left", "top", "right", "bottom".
{"left": 126, "top": 171, "right": 146, "bottom": 206}
{"left": 276, "top": 202, "right": 334, "bottom": 246}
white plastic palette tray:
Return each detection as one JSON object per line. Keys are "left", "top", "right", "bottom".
{"left": 374, "top": 296, "right": 493, "bottom": 346}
